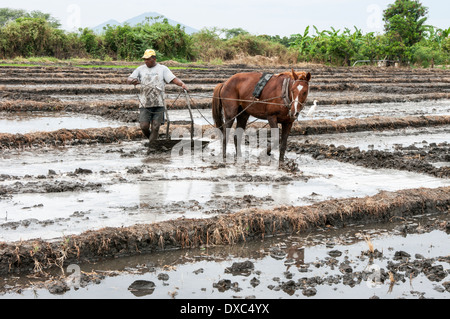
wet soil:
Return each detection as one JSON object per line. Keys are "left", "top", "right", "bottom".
{"left": 0, "top": 63, "right": 449, "bottom": 299}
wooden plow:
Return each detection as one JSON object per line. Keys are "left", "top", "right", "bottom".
{"left": 149, "top": 90, "right": 209, "bottom": 152}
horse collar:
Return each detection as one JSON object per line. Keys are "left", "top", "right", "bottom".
{"left": 282, "top": 78, "right": 291, "bottom": 108}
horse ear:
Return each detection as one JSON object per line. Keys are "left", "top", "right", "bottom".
{"left": 306, "top": 72, "right": 311, "bottom": 81}
{"left": 291, "top": 68, "right": 298, "bottom": 80}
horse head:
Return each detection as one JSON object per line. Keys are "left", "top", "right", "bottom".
{"left": 288, "top": 69, "right": 311, "bottom": 120}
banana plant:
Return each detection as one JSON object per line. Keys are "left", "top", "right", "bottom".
{"left": 290, "top": 25, "right": 311, "bottom": 55}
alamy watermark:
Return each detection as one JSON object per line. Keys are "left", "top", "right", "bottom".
{"left": 66, "top": 264, "right": 81, "bottom": 289}
{"left": 66, "top": 4, "right": 81, "bottom": 31}
{"left": 366, "top": 4, "right": 383, "bottom": 32}
{"left": 170, "top": 127, "right": 281, "bottom": 165}
{"left": 365, "top": 264, "right": 383, "bottom": 289}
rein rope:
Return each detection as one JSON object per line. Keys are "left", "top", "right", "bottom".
{"left": 134, "top": 76, "right": 309, "bottom": 130}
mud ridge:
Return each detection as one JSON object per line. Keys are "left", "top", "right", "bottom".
{"left": 288, "top": 141, "right": 449, "bottom": 178}
{"left": 292, "top": 115, "right": 450, "bottom": 135}
{"left": 0, "top": 186, "right": 448, "bottom": 276}
{"left": 0, "top": 180, "right": 103, "bottom": 195}
{"left": 0, "top": 126, "right": 144, "bottom": 150}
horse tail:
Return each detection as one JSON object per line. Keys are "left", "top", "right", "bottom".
{"left": 212, "top": 82, "right": 224, "bottom": 129}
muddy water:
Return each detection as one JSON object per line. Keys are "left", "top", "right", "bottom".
{"left": 0, "top": 137, "right": 449, "bottom": 242}
{"left": 1, "top": 213, "right": 448, "bottom": 299}
{"left": 0, "top": 111, "right": 131, "bottom": 134}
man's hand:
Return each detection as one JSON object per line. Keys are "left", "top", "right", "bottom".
{"left": 128, "top": 77, "right": 140, "bottom": 86}
{"left": 172, "top": 78, "right": 188, "bottom": 91}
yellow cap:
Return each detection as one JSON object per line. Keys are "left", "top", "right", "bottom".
{"left": 142, "top": 49, "right": 156, "bottom": 59}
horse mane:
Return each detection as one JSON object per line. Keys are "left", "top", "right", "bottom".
{"left": 276, "top": 71, "right": 309, "bottom": 80}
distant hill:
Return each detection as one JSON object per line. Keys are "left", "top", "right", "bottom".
{"left": 92, "top": 19, "right": 121, "bottom": 33}
{"left": 92, "top": 12, "right": 198, "bottom": 35}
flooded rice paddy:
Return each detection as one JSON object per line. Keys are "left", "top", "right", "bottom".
{"left": 0, "top": 63, "right": 449, "bottom": 300}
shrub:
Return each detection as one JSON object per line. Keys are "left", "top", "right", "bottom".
{"left": 102, "top": 19, "right": 192, "bottom": 61}
{"left": 190, "top": 28, "right": 229, "bottom": 62}
{"left": 410, "top": 43, "right": 449, "bottom": 67}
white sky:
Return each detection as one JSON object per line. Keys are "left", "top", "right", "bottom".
{"left": 1, "top": 0, "right": 449, "bottom": 36}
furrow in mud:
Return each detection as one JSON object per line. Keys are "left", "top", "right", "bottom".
{"left": 0, "top": 186, "right": 448, "bottom": 276}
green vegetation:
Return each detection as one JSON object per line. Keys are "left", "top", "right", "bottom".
{"left": 0, "top": 8, "right": 60, "bottom": 28}
{"left": 0, "top": 63, "right": 42, "bottom": 67}
{"left": 0, "top": 1, "right": 448, "bottom": 67}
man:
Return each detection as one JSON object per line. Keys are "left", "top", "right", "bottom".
{"left": 127, "top": 49, "right": 188, "bottom": 144}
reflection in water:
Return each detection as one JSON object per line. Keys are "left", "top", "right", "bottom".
{"left": 128, "top": 280, "right": 155, "bottom": 297}
{"left": 285, "top": 245, "right": 305, "bottom": 271}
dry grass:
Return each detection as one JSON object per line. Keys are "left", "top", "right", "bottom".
{"left": 388, "top": 271, "right": 396, "bottom": 293}
{"left": 364, "top": 235, "right": 375, "bottom": 254}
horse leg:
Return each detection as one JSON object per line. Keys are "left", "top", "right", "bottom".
{"left": 279, "top": 122, "right": 293, "bottom": 162}
{"left": 266, "top": 116, "right": 279, "bottom": 156}
{"left": 234, "top": 113, "right": 250, "bottom": 158}
{"left": 222, "top": 117, "right": 235, "bottom": 160}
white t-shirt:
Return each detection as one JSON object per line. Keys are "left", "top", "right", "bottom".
{"left": 129, "top": 63, "right": 176, "bottom": 108}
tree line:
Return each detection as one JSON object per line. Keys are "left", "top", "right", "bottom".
{"left": 0, "top": 1, "right": 449, "bottom": 67}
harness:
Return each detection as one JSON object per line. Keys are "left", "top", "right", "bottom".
{"left": 253, "top": 73, "right": 303, "bottom": 110}
{"left": 252, "top": 73, "right": 273, "bottom": 99}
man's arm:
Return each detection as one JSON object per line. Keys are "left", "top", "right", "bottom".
{"left": 171, "top": 77, "right": 188, "bottom": 91}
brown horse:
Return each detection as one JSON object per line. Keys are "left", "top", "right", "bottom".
{"left": 212, "top": 69, "right": 312, "bottom": 162}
